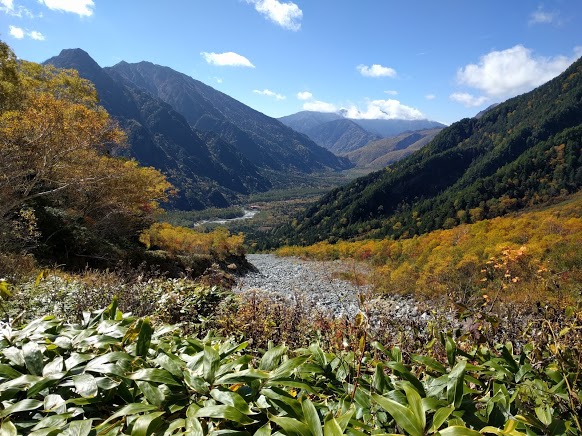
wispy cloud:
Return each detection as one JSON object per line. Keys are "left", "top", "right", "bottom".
{"left": 8, "top": 25, "right": 45, "bottom": 40}
{"left": 455, "top": 45, "right": 575, "bottom": 101}
{"left": 449, "top": 92, "right": 489, "bottom": 108}
{"left": 296, "top": 91, "right": 313, "bottom": 100}
{"left": 1, "top": 0, "right": 37, "bottom": 18}
{"left": 425, "top": 94, "right": 436, "bottom": 100}
{"left": 38, "top": 0, "right": 94, "bottom": 17}
{"left": 303, "top": 100, "right": 338, "bottom": 113}
{"left": 384, "top": 90, "right": 398, "bottom": 96}
{"left": 529, "top": 6, "right": 560, "bottom": 25}
{"left": 246, "top": 0, "right": 302, "bottom": 31}
{"left": 201, "top": 51, "right": 255, "bottom": 68}
{"left": 342, "top": 99, "right": 424, "bottom": 120}
{"left": 253, "top": 89, "right": 286, "bottom": 100}
{"left": 357, "top": 64, "right": 397, "bottom": 78}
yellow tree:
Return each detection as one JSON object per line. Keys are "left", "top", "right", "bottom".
{"left": 0, "top": 41, "right": 173, "bottom": 261}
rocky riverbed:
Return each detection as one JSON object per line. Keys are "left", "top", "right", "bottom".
{"left": 235, "top": 254, "right": 453, "bottom": 328}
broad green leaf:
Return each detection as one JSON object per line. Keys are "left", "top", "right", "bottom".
{"left": 447, "top": 360, "right": 466, "bottom": 409}
{"left": 73, "top": 373, "right": 98, "bottom": 398}
{"left": 129, "top": 368, "right": 182, "bottom": 386}
{"left": 439, "top": 425, "right": 481, "bottom": 436}
{"left": 260, "top": 345, "right": 287, "bottom": 371}
{"left": 63, "top": 419, "right": 94, "bottom": 436}
{"left": 270, "top": 356, "right": 308, "bottom": 380}
{"left": 28, "top": 372, "right": 67, "bottom": 398}
{"left": 412, "top": 355, "right": 447, "bottom": 374}
{"left": 136, "top": 381, "right": 165, "bottom": 407}
{"left": 23, "top": 341, "right": 44, "bottom": 376}
{"left": 211, "top": 388, "right": 253, "bottom": 415}
{"left": 323, "top": 416, "right": 343, "bottom": 436}
{"left": 194, "top": 405, "right": 255, "bottom": 425}
{"left": 1, "top": 348, "right": 25, "bottom": 367}
{"left": 44, "top": 394, "right": 66, "bottom": 413}
{"left": 336, "top": 407, "right": 354, "bottom": 432}
{"left": 0, "top": 399, "right": 43, "bottom": 418}
{"left": 0, "top": 420, "right": 17, "bottom": 436}
{"left": 372, "top": 393, "right": 423, "bottom": 436}
{"left": 269, "top": 415, "right": 311, "bottom": 435}
{"left": 402, "top": 382, "right": 425, "bottom": 430}
{"left": 446, "top": 337, "right": 456, "bottom": 367}
{"left": 214, "top": 369, "right": 270, "bottom": 385}
{"left": 430, "top": 406, "right": 454, "bottom": 432}
{"left": 42, "top": 356, "right": 63, "bottom": 377}
{"left": 0, "top": 365, "right": 21, "bottom": 380}
{"left": 302, "top": 397, "right": 323, "bottom": 436}
{"left": 28, "top": 428, "right": 61, "bottom": 436}
{"left": 154, "top": 353, "right": 183, "bottom": 378}
{"left": 254, "top": 422, "right": 272, "bottom": 436}
{"left": 97, "top": 403, "right": 159, "bottom": 428}
{"left": 136, "top": 318, "right": 153, "bottom": 358}
{"left": 203, "top": 345, "right": 220, "bottom": 383}
{"left": 131, "top": 411, "right": 164, "bottom": 436}
{"left": 373, "top": 363, "right": 389, "bottom": 393}
{"left": 534, "top": 406, "right": 552, "bottom": 426}
{"left": 385, "top": 361, "right": 425, "bottom": 396}
{"left": 309, "top": 343, "right": 327, "bottom": 367}
{"left": 64, "top": 353, "right": 94, "bottom": 371}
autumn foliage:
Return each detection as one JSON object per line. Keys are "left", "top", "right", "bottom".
{"left": 140, "top": 223, "right": 245, "bottom": 258}
{"left": 278, "top": 193, "right": 582, "bottom": 307}
{"left": 0, "top": 41, "right": 173, "bottom": 268}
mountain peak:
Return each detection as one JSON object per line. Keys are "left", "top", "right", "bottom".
{"left": 46, "top": 48, "right": 101, "bottom": 72}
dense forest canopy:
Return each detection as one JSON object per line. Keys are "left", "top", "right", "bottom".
{"left": 271, "top": 56, "right": 582, "bottom": 246}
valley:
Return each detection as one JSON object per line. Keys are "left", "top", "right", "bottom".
{"left": 1, "top": 30, "right": 581, "bottom": 435}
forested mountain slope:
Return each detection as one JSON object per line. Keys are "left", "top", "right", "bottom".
{"left": 108, "top": 61, "right": 351, "bottom": 173}
{"left": 45, "top": 49, "right": 270, "bottom": 209}
{"left": 273, "top": 57, "right": 582, "bottom": 245}
{"left": 345, "top": 128, "right": 442, "bottom": 168}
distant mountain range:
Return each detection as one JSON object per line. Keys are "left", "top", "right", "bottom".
{"left": 279, "top": 110, "right": 446, "bottom": 155}
{"left": 345, "top": 128, "right": 442, "bottom": 169}
{"left": 45, "top": 49, "right": 351, "bottom": 209}
{"left": 272, "top": 56, "right": 582, "bottom": 245}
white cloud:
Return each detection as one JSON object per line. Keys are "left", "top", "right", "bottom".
{"left": 0, "top": 0, "right": 13, "bottom": 10}
{"left": 342, "top": 99, "right": 424, "bottom": 120}
{"left": 357, "top": 64, "right": 397, "bottom": 78}
{"left": 529, "top": 6, "right": 559, "bottom": 25}
{"left": 29, "top": 30, "right": 45, "bottom": 40}
{"left": 9, "top": 25, "right": 24, "bottom": 39}
{"left": 303, "top": 100, "right": 337, "bottom": 113}
{"left": 456, "top": 45, "right": 575, "bottom": 99}
{"left": 39, "top": 0, "right": 94, "bottom": 16}
{"left": 246, "top": 0, "right": 302, "bottom": 31}
{"left": 253, "top": 89, "right": 286, "bottom": 100}
{"left": 8, "top": 25, "right": 46, "bottom": 40}
{"left": 384, "top": 90, "right": 398, "bottom": 96}
{"left": 449, "top": 92, "right": 490, "bottom": 108}
{"left": 425, "top": 94, "right": 436, "bottom": 100}
{"left": 296, "top": 91, "right": 313, "bottom": 100}
{"left": 1, "top": 0, "right": 36, "bottom": 17}
{"left": 212, "top": 77, "right": 223, "bottom": 84}
{"left": 201, "top": 51, "right": 255, "bottom": 68}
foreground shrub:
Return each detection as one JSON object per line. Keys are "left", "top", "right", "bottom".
{"left": 0, "top": 302, "right": 580, "bottom": 435}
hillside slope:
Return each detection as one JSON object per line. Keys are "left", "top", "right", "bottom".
{"left": 273, "top": 57, "right": 582, "bottom": 245}
{"left": 304, "top": 119, "right": 381, "bottom": 154}
{"left": 108, "top": 61, "right": 351, "bottom": 173}
{"left": 45, "top": 49, "right": 270, "bottom": 209}
{"left": 346, "top": 128, "right": 442, "bottom": 168}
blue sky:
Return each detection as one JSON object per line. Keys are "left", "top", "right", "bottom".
{"left": 1, "top": 0, "right": 581, "bottom": 125}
